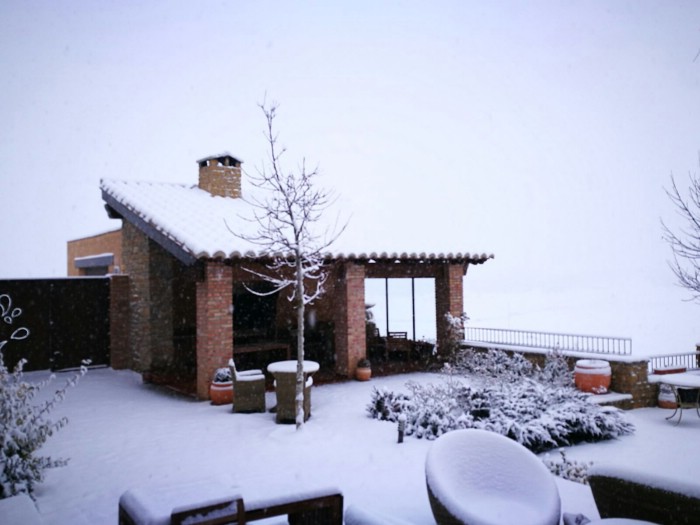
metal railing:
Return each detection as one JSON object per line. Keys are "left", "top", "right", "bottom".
{"left": 463, "top": 326, "right": 633, "bottom": 356}
{"left": 648, "top": 352, "right": 700, "bottom": 374}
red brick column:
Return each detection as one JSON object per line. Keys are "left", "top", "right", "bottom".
{"left": 196, "top": 261, "right": 233, "bottom": 400}
{"left": 109, "top": 274, "right": 131, "bottom": 370}
{"left": 334, "top": 262, "right": 366, "bottom": 377}
{"left": 435, "top": 263, "right": 465, "bottom": 357}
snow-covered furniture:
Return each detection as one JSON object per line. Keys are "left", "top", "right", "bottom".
{"left": 425, "top": 429, "right": 561, "bottom": 525}
{"left": 267, "top": 360, "right": 319, "bottom": 423}
{"left": 344, "top": 504, "right": 417, "bottom": 525}
{"left": 119, "top": 478, "right": 244, "bottom": 525}
{"left": 228, "top": 358, "right": 266, "bottom": 413}
{"left": 588, "top": 465, "right": 700, "bottom": 525}
{"left": 118, "top": 478, "right": 343, "bottom": 525}
{"left": 0, "top": 493, "right": 44, "bottom": 525}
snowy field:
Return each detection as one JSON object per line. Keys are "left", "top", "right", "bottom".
{"left": 24, "top": 367, "right": 700, "bottom": 524}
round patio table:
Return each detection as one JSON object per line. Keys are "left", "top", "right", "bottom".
{"left": 267, "top": 360, "right": 320, "bottom": 423}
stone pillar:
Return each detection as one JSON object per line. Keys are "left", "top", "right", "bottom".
{"left": 435, "top": 263, "right": 465, "bottom": 357}
{"left": 109, "top": 274, "right": 131, "bottom": 370}
{"left": 149, "top": 240, "right": 174, "bottom": 367}
{"left": 196, "top": 261, "right": 233, "bottom": 399}
{"left": 121, "top": 222, "right": 176, "bottom": 374}
{"left": 334, "top": 262, "right": 366, "bottom": 377}
{"left": 122, "top": 222, "right": 150, "bottom": 371}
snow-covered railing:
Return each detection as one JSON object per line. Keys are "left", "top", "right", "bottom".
{"left": 648, "top": 351, "right": 700, "bottom": 374}
{"left": 463, "top": 327, "right": 633, "bottom": 356}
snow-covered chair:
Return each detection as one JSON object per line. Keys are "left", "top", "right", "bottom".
{"left": 229, "top": 358, "right": 266, "bottom": 413}
{"left": 588, "top": 464, "right": 700, "bottom": 525}
{"left": 425, "top": 429, "right": 561, "bottom": 525}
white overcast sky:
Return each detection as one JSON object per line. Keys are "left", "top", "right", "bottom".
{"left": 1, "top": 0, "right": 699, "bottom": 303}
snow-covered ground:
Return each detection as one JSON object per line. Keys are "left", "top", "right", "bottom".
{"left": 22, "top": 367, "right": 700, "bottom": 524}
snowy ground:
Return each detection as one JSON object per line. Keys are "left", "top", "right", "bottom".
{"left": 23, "top": 367, "right": 700, "bottom": 524}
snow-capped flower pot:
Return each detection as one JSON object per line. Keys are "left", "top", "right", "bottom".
{"left": 210, "top": 368, "right": 233, "bottom": 405}
{"left": 355, "top": 359, "right": 371, "bottom": 381}
{"left": 574, "top": 359, "right": 611, "bottom": 394}
{"left": 658, "top": 384, "right": 678, "bottom": 409}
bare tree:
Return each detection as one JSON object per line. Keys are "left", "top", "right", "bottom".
{"left": 238, "top": 101, "right": 345, "bottom": 429}
{"left": 662, "top": 156, "right": 700, "bottom": 301}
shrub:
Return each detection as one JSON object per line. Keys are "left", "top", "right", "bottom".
{"left": 543, "top": 450, "right": 593, "bottom": 484}
{"left": 213, "top": 367, "right": 232, "bottom": 383}
{"left": 0, "top": 294, "right": 85, "bottom": 499}
{"left": 366, "top": 348, "right": 633, "bottom": 453}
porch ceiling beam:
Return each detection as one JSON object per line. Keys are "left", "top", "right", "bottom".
{"left": 364, "top": 263, "right": 467, "bottom": 279}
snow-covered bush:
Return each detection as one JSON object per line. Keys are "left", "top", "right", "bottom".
{"left": 0, "top": 294, "right": 86, "bottom": 499}
{"left": 453, "top": 346, "right": 534, "bottom": 382}
{"left": 439, "top": 312, "right": 468, "bottom": 361}
{"left": 543, "top": 450, "right": 593, "bottom": 485}
{"left": 367, "top": 348, "right": 633, "bottom": 453}
{"left": 212, "top": 367, "right": 232, "bottom": 383}
{"left": 535, "top": 347, "right": 574, "bottom": 388}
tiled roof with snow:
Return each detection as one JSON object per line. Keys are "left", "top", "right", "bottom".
{"left": 100, "top": 179, "right": 494, "bottom": 265}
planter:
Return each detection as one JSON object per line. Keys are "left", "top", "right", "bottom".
{"left": 355, "top": 367, "right": 371, "bottom": 381}
{"left": 658, "top": 384, "right": 677, "bottom": 409}
{"left": 209, "top": 381, "right": 233, "bottom": 405}
{"left": 653, "top": 366, "right": 686, "bottom": 409}
{"left": 574, "top": 359, "right": 611, "bottom": 394}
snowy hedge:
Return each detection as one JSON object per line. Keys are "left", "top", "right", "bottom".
{"left": 367, "top": 348, "right": 634, "bottom": 453}
{"left": 1, "top": 293, "right": 85, "bottom": 499}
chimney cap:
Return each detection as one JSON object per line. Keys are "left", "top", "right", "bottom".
{"left": 197, "top": 152, "right": 243, "bottom": 168}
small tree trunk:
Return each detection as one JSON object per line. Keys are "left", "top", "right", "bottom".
{"left": 295, "top": 254, "right": 305, "bottom": 429}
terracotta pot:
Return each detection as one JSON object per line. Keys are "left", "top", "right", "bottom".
{"left": 209, "top": 381, "right": 233, "bottom": 405}
{"left": 574, "top": 359, "right": 611, "bottom": 394}
{"left": 658, "top": 383, "right": 677, "bottom": 409}
{"left": 355, "top": 367, "right": 371, "bottom": 381}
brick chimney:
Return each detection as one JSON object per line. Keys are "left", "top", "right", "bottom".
{"left": 197, "top": 153, "right": 243, "bottom": 198}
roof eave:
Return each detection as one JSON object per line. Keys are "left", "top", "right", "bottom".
{"left": 102, "top": 189, "right": 199, "bottom": 266}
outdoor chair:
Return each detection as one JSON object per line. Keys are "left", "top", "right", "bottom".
{"left": 588, "top": 465, "right": 700, "bottom": 525}
{"left": 425, "top": 429, "right": 561, "bottom": 525}
{"left": 228, "top": 358, "right": 266, "bottom": 413}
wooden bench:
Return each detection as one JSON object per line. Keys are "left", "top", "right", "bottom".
{"left": 385, "top": 332, "right": 413, "bottom": 360}
{"left": 234, "top": 342, "right": 291, "bottom": 361}
{"left": 119, "top": 480, "right": 342, "bottom": 525}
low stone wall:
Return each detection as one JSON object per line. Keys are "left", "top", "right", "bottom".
{"left": 464, "top": 343, "right": 658, "bottom": 409}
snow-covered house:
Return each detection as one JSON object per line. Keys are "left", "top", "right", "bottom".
{"left": 87, "top": 153, "right": 493, "bottom": 399}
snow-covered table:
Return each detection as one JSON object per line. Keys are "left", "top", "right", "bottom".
{"left": 267, "top": 360, "right": 319, "bottom": 423}
{"left": 654, "top": 370, "right": 700, "bottom": 424}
